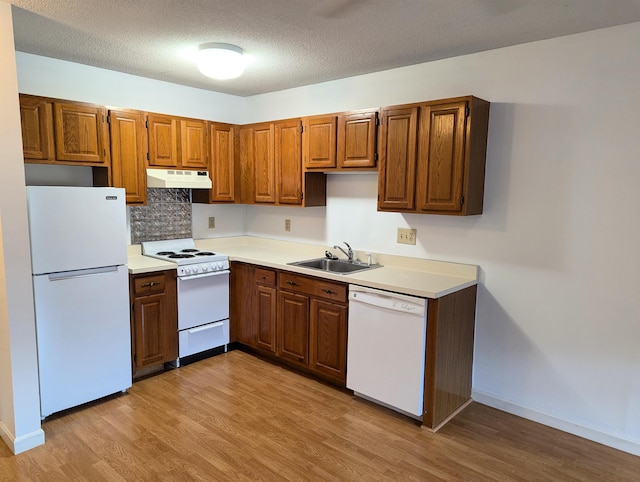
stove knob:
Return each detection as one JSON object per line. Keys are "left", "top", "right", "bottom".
{"left": 184, "top": 267, "right": 191, "bottom": 275}
{"left": 209, "top": 263, "right": 216, "bottom": 271}
{"left": 217, "top": 262, "right": 223, "bottom": 270}
{"left": 192, "top": 265, "right": 200, "bottom": 274}
{"left": 202, "top": 264, "right": 209, "bottom": 272}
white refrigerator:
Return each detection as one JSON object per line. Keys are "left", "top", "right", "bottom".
{"left": 26, "top": 186, "right": 132, "bottom": 418}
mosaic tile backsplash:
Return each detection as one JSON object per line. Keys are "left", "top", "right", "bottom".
{"left": 130, "top": 188, "right": 192, "bottom": 244}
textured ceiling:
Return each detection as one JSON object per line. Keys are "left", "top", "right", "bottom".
{"left": 9, "top": 0, "right": 640, "bottom": 97}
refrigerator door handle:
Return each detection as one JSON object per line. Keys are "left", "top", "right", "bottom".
{"left": 47, "top": 265, "right": 120, "bottom": 281}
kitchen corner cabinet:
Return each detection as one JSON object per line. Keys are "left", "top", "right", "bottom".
{"left": 192, "top": 122, "right": 236, "bottom": 204}
{"left": 19, "top": 94, "right": 110, "bottom": 167}
{"left": 378, "top": 96, "right": 490, "bottom": 215}
{"left": 302, "top": 109, "right": 378, "bottom": 171}
{"left": 109, "top": 109, "right": 148, "bottom": 205}
{"left": 147, "top": 114, "right": 207, "bottom": 170}
{"left": 237, "top": 121, "right": 326, "bottom": 207}
{"left": 231, "top": 262, "right": 347, "bottom": 386}
{"left": 129, "top": 270, "right": 178, "bottom": 377}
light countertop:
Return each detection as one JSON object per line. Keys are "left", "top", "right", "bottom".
{"left": 128, "top": 236, "right": 478, "bottom": 299}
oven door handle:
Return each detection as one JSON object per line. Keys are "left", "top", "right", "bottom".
{"left": 178, "top": 270, "right": 230, "bottom": 281}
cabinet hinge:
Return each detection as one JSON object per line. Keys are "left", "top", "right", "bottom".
{"left": 131, "top": 302, "right": 135, "bottom": 311}
{"left": 300, "top": 192, "right": 304, "bottom": 200}
{"left": 460, "top": 195, "right": 465, "bottom": 205}
{"left": 374, "top": 152, "right": 378, "bottom": 161}
{"left": 106, "top": 115, "right": 111, "bottom": 124}
{"left": 375, "top": 116, "right": 380, "bottom": 126}
{"left": 465, "top": 106, "right": 470, "bottom": 117}
{"left": 299, "top": 124, "right": 304, "bottom": 133}
{"left": 146, "top": 152, "right": 150, "bottom": 161}
{"left": 145, "top": 120, "right": 149, "bottom": 128}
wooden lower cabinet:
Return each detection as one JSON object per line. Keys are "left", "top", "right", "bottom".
{"left": 277, "top": 290, "right": 310, "bottom": 364}
{"left": 129, "top": 270, "right": 177, "bottom": 377}
{"left": 231, "top": 262, "right": 348, "bottom": 386}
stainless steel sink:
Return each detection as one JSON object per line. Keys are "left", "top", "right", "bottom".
{"left": 288, "top": 257, "right": 381, "bottom": 274}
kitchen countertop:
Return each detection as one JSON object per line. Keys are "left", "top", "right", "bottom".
{"left": 128, "top": 236, "right": 478, "bottom": 299}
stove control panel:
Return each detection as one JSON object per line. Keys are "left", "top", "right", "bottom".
{"left": 177, "top": 259, "right": 229, "bottom": 277}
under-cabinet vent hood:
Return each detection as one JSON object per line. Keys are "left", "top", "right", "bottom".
{"left": 146, "top": 169, "right": 212, "bottom": 189}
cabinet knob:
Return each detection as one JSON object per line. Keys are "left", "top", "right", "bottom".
{"left": 286, "top": 280, "right": 300, "bottom": 286}
{"left": 322, "top": 289, "right": 336, "bottom": 295}
{"left": 141, "top": 281, "right": 159, "bottom": 288}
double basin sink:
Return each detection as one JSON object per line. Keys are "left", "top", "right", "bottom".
{"left": 288, "top": 257, "right": 381, "bottom": 275}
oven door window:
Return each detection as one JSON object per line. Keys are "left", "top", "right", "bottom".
{"left": 177, "top": 270, "right": 229, "bottom": 331}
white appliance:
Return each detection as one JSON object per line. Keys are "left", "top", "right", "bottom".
{"left": 146, "top": 168, "right": 212, "bottom": 189}
{"left": 26, "top": 186, "right": 131, "bottom": 419}
{"left": 141, "top": 238, "right": 229, "bottom": 365}
{"left": 346, "top": 285, "right": 428, "bottom": 418}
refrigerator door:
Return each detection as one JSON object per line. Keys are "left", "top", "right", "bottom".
{"left": 26, "top": 186, "right": 127, "bottom": 274}
{"left": 33, "top": 265, "right": 131, "bottom": 418}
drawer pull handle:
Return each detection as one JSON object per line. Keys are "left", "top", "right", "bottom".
{"left": 322, "top": 289, "right": 336, "bottom": 294}
{"left": 262, "top": 275, "right": 267, "bottom": 280}
{"left": 286, "top": 280, "right": 300, "bottom": 286}
{"left": 141, "top": 281, "right": 159, "bottom": 287}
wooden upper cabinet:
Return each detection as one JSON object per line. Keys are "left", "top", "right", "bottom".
{"left": 378, "top": 96, "right": 490, "bottom": 215}
{"left": 53, "top": 101, "right": 109, "bottom": 164}
{"left": 253, "top": 123, "right": 276, "bottom": 203}
{"left": 19, "top": 94, "right": 55, "bottom": 161}
{"left": 180, "top": 118, "right": 208, "bottom": 169}
{"left": 275, "top": 119, "right": 303, "bottom": 205}
{"left": 147, "top": 113, "right": 179, "bottom": 168}
{"left": 337, "top": 109, "right": 378, "bottom": 169}
{"left": 416, "top": 101, "right": 466, "bottom": 213}
{"left": 303, "top": 115, "right": 337, "bottom": 169}
{"left": 109, "top": 109, "right": 148, "bottom": 205}
{"left": 377, "top": 105, "right": 419, "bottom": 211}
{"left": 209, "top": 122, "right": 235, "bottom": 202}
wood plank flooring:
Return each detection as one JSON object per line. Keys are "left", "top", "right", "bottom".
{"left": 1, "top": 350, "right": 638, "bottom": 481}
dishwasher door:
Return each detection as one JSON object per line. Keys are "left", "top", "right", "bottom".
{"left": 346, "top": 285, "right": 427, "bottom": 418}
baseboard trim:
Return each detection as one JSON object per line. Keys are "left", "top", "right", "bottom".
{"left": 472, "top": 389, "right": 640, "bottom": 457}
{"left": 0, "top": 421, "right": 45, "bottom": 454}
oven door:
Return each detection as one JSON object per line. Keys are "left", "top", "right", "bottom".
{"left": 177, "top": 270, "right": 230, "bottom": 331}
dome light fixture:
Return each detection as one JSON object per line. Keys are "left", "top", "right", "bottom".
{"left": 197, "top": 43, "right": 245, "bottom": 80}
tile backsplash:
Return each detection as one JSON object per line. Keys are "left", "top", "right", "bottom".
{"left": 130, "top": 188, "right": 192, "bottom": 244}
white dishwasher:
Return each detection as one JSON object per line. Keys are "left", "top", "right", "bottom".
{"left": 346, "top": 285, "right": 427, "bottom": 419}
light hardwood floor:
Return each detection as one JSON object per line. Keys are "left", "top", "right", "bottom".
{"left": 1, "top": 350, "right": 638, "bottom": 481}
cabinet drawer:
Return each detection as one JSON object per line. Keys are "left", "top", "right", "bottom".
{"left": 133, "top": 274, "right": 166, "bottom": 295}
{"left": 278, "top": 272, "right": 347, "bottom": 303}
{"left": 255, "top": 268, "right": 276, "bottom": 287}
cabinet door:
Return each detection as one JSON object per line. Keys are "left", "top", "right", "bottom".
{"left": 19, "top": 95, "right": 54, "bottom": 161}
{"left": 253, "top": 123, "right": 276, "bottom": 203}
{"left": 180, "top": 118, "right": 208, "bottom": 169}
{"left": 309, "top": 299, "right": 347, "bottom": 384}
{"left": 337, "top": 110, "right": 378, "bottom": 169}
{"left": 275, "top": 119, "right": 303, "bottom": 205}
{"left": 148, "top": 114, "right": 179, "bottom": 168}
{"left": 53, "top": 101, "right": 109, "bottom": 164}
{"left": 277, "top": 290, "right": 309, "bottom": 365}
{"left": 210, "top": 123, "right": 235, "bottom": 202}
{"left": 255, "top": 284, "right": 277, "bottom": 354}
{"left": 377, "top": 106, "right": 418, "bottom": 211}
{"left": 231, "top": 262, "right": 256, "bottom": 345}
{"left": 133, "top": 293, "right": 167, "bottom": 368}
{"left": 303, "top": 115, "right": 337, "bottom": 169}
{"left": 109, "top": 109, "right": 147, "bottom": 205}
{"left": 416, "top": 101, "right": 467, "bottom": 212}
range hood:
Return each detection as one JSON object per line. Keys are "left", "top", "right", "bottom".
{"left": 146, "top": 169, "right": 212, "bottom": 189}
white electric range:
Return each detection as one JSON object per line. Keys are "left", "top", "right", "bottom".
{"left": 141, "top": 238, "right": 230, "bottom": 365}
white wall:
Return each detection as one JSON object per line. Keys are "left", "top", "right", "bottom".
{"left": 0, "top": 2, "right": 45, "bottom": 454}
{"left": 10, "top": 18, "right": 640, "bottom": 456}
{"left": 241, "top": 23, "right": 640, "bottom": 454}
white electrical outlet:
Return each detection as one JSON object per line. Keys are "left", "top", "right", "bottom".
{"left": 397, "top": 228, "right": 417, "bottom": 245}
{"left": 208, "top": 217, "right": 215, "bottom": 229}
{"left": 285, "top": 219, "right": 291, "bottom": 232}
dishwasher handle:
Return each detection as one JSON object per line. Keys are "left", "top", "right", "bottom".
{"left": 349, "top": 289, "right": 426, "bottom": 316}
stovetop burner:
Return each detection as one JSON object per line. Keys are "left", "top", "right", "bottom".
{"left": 141, "top": 238, "right": 229, "bottom": 268}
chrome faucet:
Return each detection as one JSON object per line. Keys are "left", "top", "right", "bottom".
{"left": 333, "top": 242, "right": 353, "bottom": 262}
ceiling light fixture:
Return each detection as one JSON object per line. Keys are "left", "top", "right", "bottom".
{"left": 197, "top": 42, "right": 245, "bottom": 80}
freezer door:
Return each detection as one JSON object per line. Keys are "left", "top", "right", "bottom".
{"left": 26, "top": 186, "right": 127, "bottom": 274}
{"left": 33, "top": 265, "right": 131, "bottom": 418}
